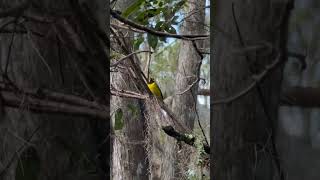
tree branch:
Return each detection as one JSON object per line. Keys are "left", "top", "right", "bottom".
{"left": 199, "top": 86, "right": 320, "bottom": 108}
{"left": 0, "top": 85, "right": 108, "bottom": 119}
{"left": 281, "top": 86, "right": 320, "bottom": 107}
{"left": 110, "top": 10, "right": 209, "bottom": 40}
{"left": 162, "top": 125, "right": 210, "bottom": 154}
{"left": 111, "top": 90, "right": 148, "bottom": 100}
{"left": 212, "top": 54, "right": 282, "bottom": 105}
{"left": 111, "top": 50, "right": 152, "bottom": 67}
{"left": 197, "top": 88, "right": 210, "bottom": 96}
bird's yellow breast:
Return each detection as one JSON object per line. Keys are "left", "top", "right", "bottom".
{"left": 147, "top": 82, "right": 163, "bottom": 100}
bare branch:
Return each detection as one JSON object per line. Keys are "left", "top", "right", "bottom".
{"left": 212, "top": 54, "right": 281, "bottom": 105}
{"left": 111, "top": 50, "right": 153, "bottom": 67}
{"left": 162, "top": 126, "right": 210, "bottom": 154}
{"left": 111, "top": 10, "right": 209, "bottom": 40}
{"left": 0, "top": 84, "right": 108, "bottom": 119}
{"left": 33, "top": 88, "right": 106, "bottom": 110}
{"left": 281, "top": 86, "right": 320, "bottom": 107}
{"left": 111, "top": 90, "right": 147, "bottom": 100}
{"left": 111, "top": 23, "right": 145, "bottom": 33}
{"left": 197, "top": 89, "right": 210, "bottom": 96}
{"left": 176, "top": 78, "right": 200, "bottom": 95}
{"left": 200, "top": 86, "right": 320, "bottom": 108}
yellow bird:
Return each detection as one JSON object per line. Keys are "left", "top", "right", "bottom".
{"left": 147, "top": 78, "right": 163, "bottom": 100}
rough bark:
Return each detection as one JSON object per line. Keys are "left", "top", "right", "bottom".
{"left": 172, "top": 0, "right": 206, "bottom": 130}
{"left": 212, "top": 0, "right": 293, "bottom": 180}
{"left": 169, "top": 0, "right": 206, "bottom": 178}
{"left": 111, "top": 0, "right": 149, "bottom": 179}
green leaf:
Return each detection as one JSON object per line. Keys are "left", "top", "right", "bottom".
{"left": 159, "top": 36, "right": 167, "bottom": 42}
{"left": 122, "top": 0, "right": 145, "bottom": 18}
{"left": 167, "top": 25, "right": 177, "bottom": 34}
{"left": 135, "top": 11, "right": 150, "bottom": 25}
{"left": 127, "top": 104, "right": 137, "bottom": 115}
{"left": 162, "top": 23, "right": 176, "bottom": 34}
{"left": 171, "top": 15, "right": 179, "bottom": 25}
{"left": 158, "top": 1, "right": 163, "bottom": 7}
{"left": 155, "top": 21, "right": 165, "bottom": 30}
{"left": 145, "top": 8, "right": 161, "bottom": 18}
{"left": 163, "top": 8, "right": 173, "bottom": 20}
{"left": 114, "top": 108, "right": 124, "bottom": 130}
{"left": 147, "top": 34, "right": 158, "bottom": 49}
{"left": 134, "top": 36, "right": 144, "bottom": 50}
{"left": 135, "top": 8, "right": 161, "bottom": 24}
{"left": 172, "top": 0, "right": 187, "bottom": 15}
{"left": 175, "top": 0, "right": 187, "bottom": 8}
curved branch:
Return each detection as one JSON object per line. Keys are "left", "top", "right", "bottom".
{"left": 212, "top": 54, "right": 281, "bottom": 105}
{"left": 111, "top": 10, "right": 209, "bottom": 40}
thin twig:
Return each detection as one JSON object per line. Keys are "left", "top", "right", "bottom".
{"left": 231, "top": 4, "right": 286, "bottom": 180}
{"left": 0, "top": 125, "right": 40, "bottom": 177}
{"left": 111, "top": 50, "right": 152, "bottom": 67}
{"left": 176, "top": 78, "right": 200, "bottom": 95}
{"left": 192, "top": 40, "right": 204, "bottom": 59}
{"left": 111, "top": 23, "right": 145, "bottom": 33}
{"left": 212, "top": 54, "right": 281, "bottom": 105}
{"left": 145, "top": 45, "right": 152, "bottom": 81}
{"left": 4, "top": 20, "right": 16, "bottom": 76}
{"left": 111, "top": 90, "right": 147, "bottom": 100}
{"left": 192, "top": 88, "right": 209, "bottom": 146}
{"left": 26, "top": 27, "right": 54, "bottom": 77}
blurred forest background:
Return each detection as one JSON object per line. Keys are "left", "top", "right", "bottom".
{"left": 212, "top": 0, "right": 320, "bottom": 179}
{"left": 279, "top": 0, "right": 320, "bottom": 179}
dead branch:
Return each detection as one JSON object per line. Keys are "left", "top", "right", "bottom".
{"left": 162, "top": 125, "right": 210, "bottom": 154}
{"left": 176, "top": 78, "right": 200, "bottom": 95}
{"left": 111, "top": 50, "right": 152, "bottom": 67}
{"left": 111, "top": 90, "right": 148, "bottom": 100}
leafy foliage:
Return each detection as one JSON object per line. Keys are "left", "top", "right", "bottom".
{"left": 123, "top": 0, "right": 187, "bottom": 49}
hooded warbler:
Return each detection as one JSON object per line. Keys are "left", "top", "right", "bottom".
{"left": 147, "top": 78, "right": 163, "bottom": 100}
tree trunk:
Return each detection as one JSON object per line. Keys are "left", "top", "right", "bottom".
{"left": 111, "top": 0, "right": 149, "bottom": 179}
{"left": 172, "top": 0, "right": 206, "bottom": 130}
{"left": 169, "top": 0, "right": 206, "bottom": 178}
{"left": 212, "top": 0, "right": 293, "bottom": 180}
